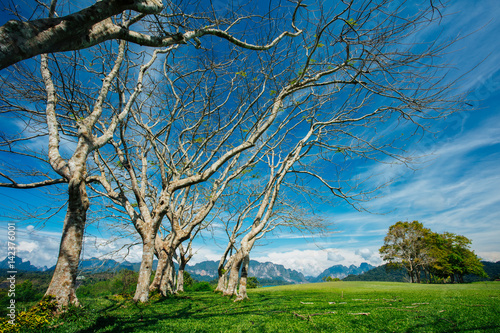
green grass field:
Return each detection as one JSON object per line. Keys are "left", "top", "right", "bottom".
{"left": 16, "top": 281, "right": 500, "bottom": 332}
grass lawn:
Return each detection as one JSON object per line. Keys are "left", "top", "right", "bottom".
{"left": 16, "top": 281, "right": 500, "bottom": 332}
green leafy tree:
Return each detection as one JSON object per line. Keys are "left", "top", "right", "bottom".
{"left": 247, "top": 277, "right": 260, "bottom": 289}
{"left": 183, "top": 271, "right": 195, "bottom": 289}
{"left": 379, "top": 221, "right": 431, "bottom": 283}
{"left": 427, "top": 232, "right": 488, "bottom": 283}
{"left": 381, "top": 222, "right": 488, "bottom": 284}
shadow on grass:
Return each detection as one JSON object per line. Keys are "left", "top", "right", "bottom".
{"left": 73, "top": 293, "right": 283, "bottom": 333}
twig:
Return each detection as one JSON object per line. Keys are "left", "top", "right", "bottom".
{"left": 293, "top": 311, "right": 336, "bottom": 321}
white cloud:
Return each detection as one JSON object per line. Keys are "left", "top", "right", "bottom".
{"left": 254, "top": 247, "right": 382, "bottom": 277}
{"left": 18, "top": 241, "right": 38, "bottom": 253}
{"left": 327, "top": 250, "right": 345, "bottom": 262}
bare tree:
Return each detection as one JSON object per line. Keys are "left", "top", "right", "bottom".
{"left": 0, "top": 37, "right": 156, "bottom": 307}
{"left": 1, "top": 0, "right": 305, "bottom": 307}
{"left": 210, "top": 0, "right": 464, "bottom": 300}
{"left": 88, "top": 6, "right": 306, "bottom": 301}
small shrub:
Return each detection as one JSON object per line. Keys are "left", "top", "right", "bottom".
{"left": 189, "top": 282, "right": 212, "bottom": 292}
{"left": 183, "top": 271, "right": 195, "bottom": 289}
{"left": 0, "top": 295, "right": 57, "bottom": 332}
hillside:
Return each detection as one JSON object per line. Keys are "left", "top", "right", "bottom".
{"left": 343, "top": 261, "right": 500, "bottom": 282}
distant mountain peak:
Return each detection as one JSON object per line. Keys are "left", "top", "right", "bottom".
{"left": 311, "top": 262, "right": 376, "bottom": 282}
{"left": 0, "top": 256, "right": 39, "bottom": 272}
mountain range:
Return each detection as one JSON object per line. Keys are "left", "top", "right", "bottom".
{"left": 0, "top": 256, "right": 373, "bottom": 284}
{"left": 2, "top": 256, "right": 497, "bottom": 283}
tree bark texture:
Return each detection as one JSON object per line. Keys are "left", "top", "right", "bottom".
{"left": 133, "top": 234, "right": 156, "bottom": 302}
{"left": 150, "top": 249, "right": 167, "bottom": 292}
{"left": 215, "top": 269, "right": 228, "bottom": 293}
{"left": 0, "top": 0, "right": 164, "bottom": 69}
{"left": 176, "top": 264, "right": 185, "bottom": 293}
{"left": 223, "top": 252, "right": 243, "bottom": 297}
{"left": 44, "top": 177, "right": 89, "bottom": 307}
{"left": 235, "top": 254, "right": 250, "bottom": 301}
{"left": 159, "top": 253, "right": 176, "bottom": 296}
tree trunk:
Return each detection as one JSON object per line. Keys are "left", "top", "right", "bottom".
{"left": 159, "top": 252, "right": 176, "bottom": 296}
{"left": 409, "top": 269, "right": 415, "bottom": 283}
{"left": 215, "top": 255, "right": 234, "bottom": 293}
{"left": 150, "top": 249, "right": 167, "bottom": 292}
{"left": 215, "top": 271, "right": 227, "bottom": 293}
{"left": 223, "top": 252, "right": 243, "bottom": 297}
{"left": 176, "top": 262, "right": 185, "bottom": 293}
{"left": 45, "top": 178, "right": 89, "bottom": 308}
{"left": 133, "top": 234, "right": 155, "bottom": 302}
{"left": 235, "top": 254, "right": 250, "bottom": 301}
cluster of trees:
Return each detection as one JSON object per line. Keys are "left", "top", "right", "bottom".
{"left": 0, "top": 0, "right": 463, "bottom": 309}
{"left": 379, "top": 221, "right": 488, "bottom": 283}
{"left": 322, "top": 276, "right": 341, "bottom": 282}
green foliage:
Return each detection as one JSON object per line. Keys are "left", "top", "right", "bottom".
{"left": 183, "top": 271, "right": 195, "bottom": 289}
{"left": 346, "top": 18, "right": 358, "bottom": 27}
{"left": 0, "top": 295, "right": 57, "bottom": 332}
{"left": 322, "top": 276, "right": 341, "bottom": 282}
{"left": 343, "top": 264, "right": 408, "bottom": 282}
{"left": 247, "top": 276, "right": 260, "bottom": 289}
{"left": 189, "top": 281, "right": 212, "bottom": 292}
{"left": 427, "top": 232, "right": 488, "bottom": 282}
{"left": 76, "top": 269, "right": 138, "bottom": 298}
{"left": 380, "top": 221, "right": 487, "bottom": 283}
{"left": 235, "top": 71, "right": 247, "bottom": 78}
{"left": 379, "top": 221, "right": 430, "bottom": 283}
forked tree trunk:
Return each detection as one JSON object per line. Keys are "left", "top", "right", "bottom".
{"left": 215, "top": 256, "right": 232, "bottom": 293}
{"left": 159, "top": 253, "right": 176, "bottom": 296}
{"left": 215, "top": 267, "right": 230, "bottom": 293}
{"left": 45, "top": 178, "right": 89, "bottom": 308}
{"left": 215, "top": 242, "right": 234, "bottom": 293}
{"left": 133, "top": 234, "right": 156, "bottom": 302}
{"left": 223, "top": 252, "right": 243, "bottom": 297}
{"left": 235, "top": 254, "right": 250, "bottom": 301}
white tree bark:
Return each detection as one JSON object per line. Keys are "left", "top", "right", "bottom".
{"left": 0, "top": 0, "right": 302, "bottom": 69}
{"left": 133, "top": 232, "right": 156, "bottom": 302}
{"left": 235, "top": 254, "right": 250, "bottom": 301}
{"left": 44, "top": 171, "right": 89, "bottom": 307}
{"left": 0, "top": 0, "right": 163, "bottom": 69}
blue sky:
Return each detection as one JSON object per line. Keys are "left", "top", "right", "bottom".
{"left": 0, "top": 0, "right": 499, "bottom": 277}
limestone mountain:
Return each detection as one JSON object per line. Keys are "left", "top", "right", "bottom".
{"left": 310, "top": 262, "right": 376, "bottom": 282}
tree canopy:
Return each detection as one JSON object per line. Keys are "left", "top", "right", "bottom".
{"left": 379, "top": 221, "right": 487, "bottom": 283}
